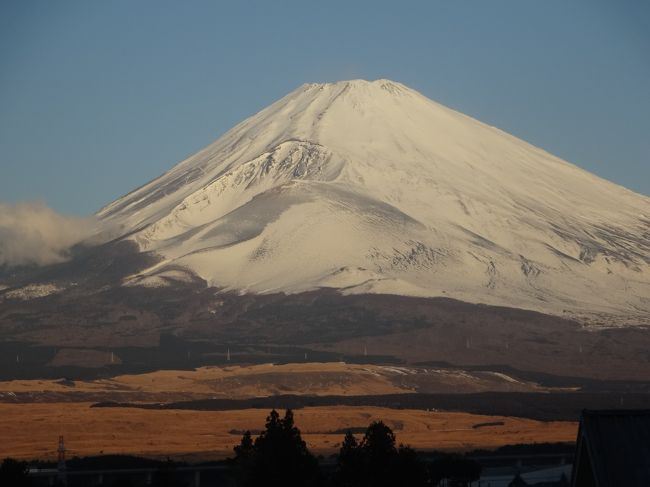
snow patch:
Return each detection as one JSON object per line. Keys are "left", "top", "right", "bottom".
{"left": 4, "top": 283, "right": 64, "bottom": 300}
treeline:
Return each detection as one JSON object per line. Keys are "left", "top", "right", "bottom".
{"left": 230, "top": 408, "right": 480, "bottom": 487}
{"left": 0, "top": 458, "right": 31, "bottom": 487}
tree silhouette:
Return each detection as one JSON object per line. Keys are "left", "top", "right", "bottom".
{"left": 336, "top": 421, "right": 427, "bottom": 487}
{"left": 232, "top": 409, "right": 321, "bottom": 487}
{"left": 508, "top": 472, "right": 528, "bottom": 487}
{"left": 234, "top": 430, "right": 254, "bottom": 458}
{"left": 395, "top": 445, "right": 429, "bottom": 487}
{"left": 233, "top": 431, "right": 255, "bottom": 487}
{"left": 361, "top": 421, "right": 396, "bottom": 462}
{"left": 0, "top": 458, "right": 31, "bottom": 487}
{"left": 151, "top": 458, "right": 186, "bottom": 487}
{"left": 429, "top": 453, "right": 481, "bottom": 487}
{"left": 338, "top": 432, "right": 362, "bottom": 487}
{"left": 110, "top": 476, "right": 136, "bottom": 487}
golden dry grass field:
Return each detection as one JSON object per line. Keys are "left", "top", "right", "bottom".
{"left": 0, "top": 403, "right": 577, "bottom": 461}
{"left": 0, "top": 363, "right": 410, "bottom": 398}
{"left": 0, "top": 362, "right": 552, "bottom": 404}
{"left": 0, "top": 364, "right": 577, "bottom": 461}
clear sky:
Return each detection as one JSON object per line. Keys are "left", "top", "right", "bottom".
{"left": 1, "top": 0, "right": 649, "bottom": 215}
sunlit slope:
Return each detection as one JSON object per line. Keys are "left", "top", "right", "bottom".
{"left": 98, "top": 80, "right": 650, "bottom": 320}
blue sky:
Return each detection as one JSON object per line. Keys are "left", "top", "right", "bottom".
{"left": 1, "top": 1, "right": 649, "bottom": 215}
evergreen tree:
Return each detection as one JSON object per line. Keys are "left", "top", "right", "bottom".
{"left": 395, "top": 445, "right": 429, "bottom": 487}
{"left": 233, "top": 431, "right": 255, "bottom": 486}
{"left": 336, "top": 421, "right": 427, "bottom": 487}
{"left": 234, "top": 430, "right": 254, "bottom": 457}
{"left": 232, "top": 409, "right": 321, "bottom": 487}
{"left": 337, "top": 431, "right": 362, "bottom": 487}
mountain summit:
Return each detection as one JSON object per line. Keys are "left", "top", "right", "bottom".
{"left": 98, "top": 79, "right": 650, "bottom": 322}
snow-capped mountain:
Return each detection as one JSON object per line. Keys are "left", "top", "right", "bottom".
{"left": 98, "top": 79, "right": 650, "bottom": 322}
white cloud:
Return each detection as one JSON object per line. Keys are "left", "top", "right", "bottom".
{"left": 0, "top": 201, "right": 98, "bottom": 267}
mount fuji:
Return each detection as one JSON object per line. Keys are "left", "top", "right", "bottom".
{"left": 95, "top": 79, "right": 650, "bottom": 324}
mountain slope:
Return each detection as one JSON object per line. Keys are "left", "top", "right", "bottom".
{"left": 97, "top": 79, "right": 650, "bottom": 322}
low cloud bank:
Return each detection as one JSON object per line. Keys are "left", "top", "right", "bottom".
{"left": 0, "top": 201, "right": 99, "bottom": 267}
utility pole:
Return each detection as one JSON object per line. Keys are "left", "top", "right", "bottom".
{"left": 227, "top": 347, "right": 230, "bottom": 362}
{"left": 57, "top": 436, "right": 67, "bottom": 486}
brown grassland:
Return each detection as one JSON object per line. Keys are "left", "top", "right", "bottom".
{"left": 0, "top": 362, "right": 550, "bottom": 405}
{"left": 0, "top": 403, "right": 577, "bottom": 461}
